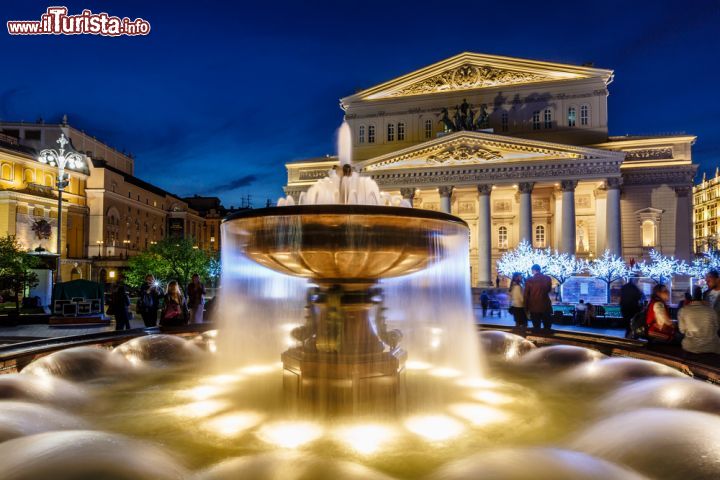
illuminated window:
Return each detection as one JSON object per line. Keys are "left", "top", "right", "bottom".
{"left": 358, "top": 125, "right": 365, "bottom": 144}
{"left": 535, "top": 225, "right": 546, "bottom": 247}
{"left": 1, "top": 164, "right": 12, "bottom": 180}
{"left": 580, "top": 104, "right": 589, "bottom": 126}
{"left": 498, "top": 226, "right": 508, "bottom": 249}
{"left": 424, "top": 119, "right": 433, "bottom": 139}
{"left": 23, "top": 169, "right": 34, "bottom": 184}
{"left": 368, "top": 125, "right": 375, "bottom": 143}
{"left": 532, "top": 111, "right": 541, "bottom": 130}
{"left": 642, "top": 220, "right": 656, "bottom": 247}
{"left": 397, "top": 122, "right": 405, "bottom": 141}
{"left": 387, "top": 123, "right": 395, "bottom": 142}
{"left": 543, "top": 108, "right": 552, "bottom": 128}
{"left": 501, "top": 112, "right": 509, "bottom": 132}
{"left": 568, "top": 106, "right": 576, "bottom": 127}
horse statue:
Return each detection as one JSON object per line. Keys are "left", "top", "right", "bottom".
{"left": 437, "top": 108, "right": 455, "bottom": 132}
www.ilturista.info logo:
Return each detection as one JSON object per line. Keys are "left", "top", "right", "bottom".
{"left": 7, "top": 6, "right": 150, "bottom": 36}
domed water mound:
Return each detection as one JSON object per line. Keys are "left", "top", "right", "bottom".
{"left": 0, "top": 430, "right": 187, "bottom": 480}
{"left": 555, "top": 357, "right": 686, "bottom": 391}
{"left": 21, "top": 346, "right": 129, "bottom": 381}
{"left": 515, "top": 345, "right": 605, "bottom": 371}
{"left": 425, "top": 447, "right": 648, "bottom": 480}
{"left": 600, "top": 377, "right": 720, "bottom": 415}
{"left": 572, "top": 408, "right": 720, "bottom": 480}
{"left": 112, "top": 334, "right": 205, "bottom": 367}
{"left": 0, "top": 374, "right": 90, "bottom": 408}
{"left": 0, "top": 401, "right": 88, "bottom": 442}
{"left": 478, "top": 331, "right": 536, "bottom": 362}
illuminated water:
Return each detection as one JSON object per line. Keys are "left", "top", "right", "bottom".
{"left": 7, "top": 336, "right": 720, "bottom": 479}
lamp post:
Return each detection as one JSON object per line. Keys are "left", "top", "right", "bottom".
{"left": 96, "top": 240, "right": 104, "bottom": 258}
{"left": 123, "top": 239, "right": 131, "bottom": 258}
{"left": 38, "top": 134, "right": 84, "bottom": 283}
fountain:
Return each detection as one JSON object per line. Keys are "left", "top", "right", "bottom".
{"left": 1, "top": 123, "right": 720, "bottom": 479}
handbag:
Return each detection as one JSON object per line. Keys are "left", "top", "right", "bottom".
{"left": 162, "top": 303, "right": 182, "bottom": 320}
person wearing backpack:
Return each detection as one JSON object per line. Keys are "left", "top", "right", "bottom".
{"left": 137, "top": 274, "right": 161, "bottom": 328}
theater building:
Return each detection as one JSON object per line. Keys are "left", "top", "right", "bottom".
{"left": 285, "top": 52, "right": 697, "bottom": 286}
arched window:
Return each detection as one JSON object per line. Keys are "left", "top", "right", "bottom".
{"left": 424, "top": 119, "right": 433, "bottom": 139}
{"left": 580, "top": 104, "right": 589, "bottom": 126}
{"left": 397, "top": 122, "right": 405, "bottom": 141}
{"left": 543, "top": 108, "right": 552, "bottom": 128}
{"left": 535, "top": 225, "right": 546, "bottom": 248}
{"left": 358, "top": 125, "right": 365, "bottom": 144}
{"left": 23, "top": 169, "right": 34, "bottom": 184}
{"left": 1, "top": 164, "right": 12, "bottom": 180}
{"left": 568, "top": 106, "right": 576, "bottom": 127}
{"left": 367, "top": 125, "right": 375, "bottom": 143}
{"left": 498, "top": 226, "right": 508, "bottom": 249}
{"left": 532, "top": 111, "right": 541, "bottom": 130}
{"left": 642, "top": 220, "right": 656, "bottom": 247}
{"left": 387, "top": 123, "right": 395, "bottom": 142}
{"left": 44, "top": 174, "right": 54, "bottom": 187}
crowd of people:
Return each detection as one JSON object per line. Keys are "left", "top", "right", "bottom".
{"left": 504, "top": 266, "right": 720, "bottom": 355}
{"left": 636, "top": 271, "right": 720, "bottom": 354}
{"left": 108, "top": 273, "right": 207, "bottom": 331}
{"left": 508, "top": 264, "right": 554, "bottom": 334}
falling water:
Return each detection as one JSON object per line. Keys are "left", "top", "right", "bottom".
{"left": 382, "top": 225, "right": 483, "bottom": 379}
{"left": 215, "top": 225, "right": 307, "bottom": 367}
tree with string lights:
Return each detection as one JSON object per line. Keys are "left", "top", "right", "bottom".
{"left": 637, "top": 249, "right": 687, "bottom": 285}
{"left": 586, "top": 250, "right": 630, "bottom": 303}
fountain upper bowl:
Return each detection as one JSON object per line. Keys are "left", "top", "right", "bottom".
{"left": 223, "top": 205, "right": 468, "bottom": 283}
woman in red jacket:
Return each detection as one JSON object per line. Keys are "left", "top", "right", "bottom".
{"left": 646, "top": 284, "right": 677, "bottom": 342}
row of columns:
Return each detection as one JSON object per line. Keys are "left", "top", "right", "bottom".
{"left": 403, "top": 179, "right": 623, "bottom": 287}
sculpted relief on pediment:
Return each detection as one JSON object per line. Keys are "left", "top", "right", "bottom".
{"left": 426, "top": 144, "right": 502, "bottom": 165}
{"left": 387, "top": 63, "right": 552, "bottom": 97}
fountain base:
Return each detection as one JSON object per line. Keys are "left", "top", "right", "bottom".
{"left": 282, "top": 347, "right": 406, "bottom": 414}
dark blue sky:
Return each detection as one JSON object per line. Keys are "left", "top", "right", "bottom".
{"left": 1, "top": 0, "right": 719, "bottom": 206}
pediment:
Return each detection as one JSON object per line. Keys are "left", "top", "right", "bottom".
{"left": 358, "top": 132, "right": 624, "bottom": 172}
{"left": 343, "top": 52, "right": 613, "bottom": 103}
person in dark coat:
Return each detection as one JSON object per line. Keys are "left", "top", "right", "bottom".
{"left": 480, "top": 290, "right": 490, "bottom": 318}
{"left": 523, "top": 264, "right": 553, "bottom": 331}
{"left": 620, "top": 278, "right": 643, "bottom": 337}
{"left": 111, "top": 277, "right": 131, "bottom": 331}
{"left": 137, "top": 274, "right": 161, "bottom": 328}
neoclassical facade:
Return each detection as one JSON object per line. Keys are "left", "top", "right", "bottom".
{"left": 285, "top": 52, "right": 697, "bottom": 287}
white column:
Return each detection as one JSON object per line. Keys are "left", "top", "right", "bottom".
{"left": 518, "top": 182, "right": 534, "bottom": 244}
{"left": 553, "top": 190, "right": 562, "bottom": 250}
{"left": 674, "top": 186, "right": 692, "bottom": 261}
{"left": 606, "top": 178, "right": 622, "bottom": 256}
{"left": 560, "top": 180, "right": 577, "bottom": 254}
{"left": 439, "top": 186, "right": 453, "bottom": 214}
{"left": 595, "top": 189, "right": 607, "bottom": 254}
{"left": 477, "top": 184, "right": 492, "bottom": 286}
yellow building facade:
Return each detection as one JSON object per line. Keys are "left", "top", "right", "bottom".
{"left": 693, "top": 170, "right": 720, "bottom": 253}
{"left": 0, "top": 120, "right": 226, "bottom": 285}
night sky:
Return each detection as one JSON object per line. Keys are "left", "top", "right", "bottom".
{"left": 1, "top": 0, "right": 719, "bottom": 207}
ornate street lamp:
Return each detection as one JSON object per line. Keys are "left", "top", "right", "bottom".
{"left": 38, "top": 134, "right": 84, "bottom": 283}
